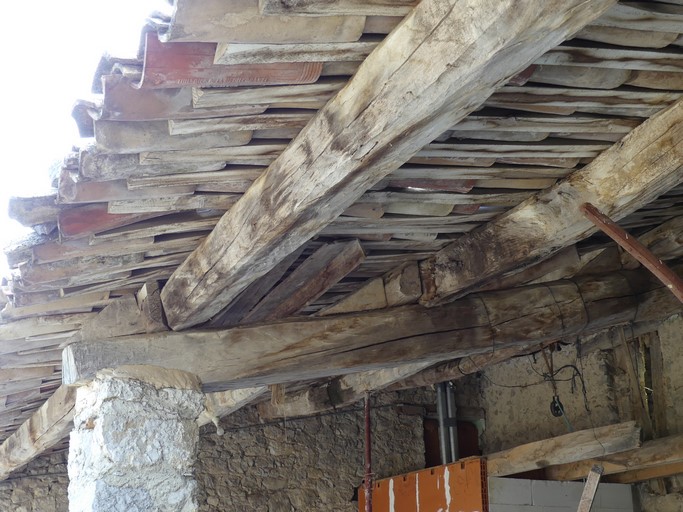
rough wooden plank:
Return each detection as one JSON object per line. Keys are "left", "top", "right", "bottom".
{"left": 545, "top": 433, "right": 683, "bottom": 482}
{"left": 159, "top": 0, "right": 616, "bottom": 330}
{"left": 108, "top": 194, "right": 240, "bottom": 214}
{"left": 192, "top": 79, "right": 345, "bottom": 108}
{"left": 259, "top": 0, "right": 417, "bottom": 16}
{"left": 94, "top": 120, "right": 253, "bottom": 153}
{"left": 214, "top": 41, "right": 377, "bottom": 65}
{"left": 140, "top": 32, "right": 323, "bottom": 89}
{"left": 99, "top": 75, "right": 268, "bottom": 122}
{"left": 487, "top": 421, "right": 641, "bottom": 477}
{"left": 243, "top": 240, "right": 365, "bottom": 323}
{"left": 606, "top": 461, "right": 683, "bottom": 484}
{"left": 536, "top": 46, "right": 683, "bottom": 72}
{"left": 316, "top": 277, "right": 387, "bottom": 316}
{"left": 161, "top": 0, "right": 365, "bottom": 43}
{"left": 0, "top": 385, "right": 76, "bottom": 480}
{"left": 58, "top": 174, "right": 194, "bottom": 205}
{"left": 420, "top": 98, "right": 683, "bottom": 306}
{"left": 64, "top": 267, "right": 682, "bottom": 390}
{"left": 208, "top": 247, "right": 305, "bottom": 328}
{"left": 8, "top": 195, "right": 60, "bottom": 229}
{"left": 168, "top": 112, "right": 314, "bottom": 135}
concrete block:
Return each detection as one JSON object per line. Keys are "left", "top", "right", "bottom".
{"left": 594, "top": 483, "right": 634, "bottom": 509}
{"left": 531, "top": 480, "right": 584, "bottom": 507}
{"left": 489, "top": 477, "right": 533, "bottom": 505}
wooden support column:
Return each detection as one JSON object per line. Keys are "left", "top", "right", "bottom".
{"left": 160, "top": 0, "right": 617, "bottom": 330}
{"left": 421, "top": 98, "right": 683, "bottom": 306}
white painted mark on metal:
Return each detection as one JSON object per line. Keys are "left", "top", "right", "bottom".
{"left": 444, "top": 466, "right": 452, "bottom": 512}
{"left": 389, "top": 478, "right": 395, "bottom": 512}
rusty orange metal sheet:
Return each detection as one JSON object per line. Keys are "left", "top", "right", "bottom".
{"left": 139, "top": 33, "right": 323, "bottom": 89}
{"left": 359, "top": 458, "right": 488, "bottom": 512}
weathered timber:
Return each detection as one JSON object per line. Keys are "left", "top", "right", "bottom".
{"left": 589, "top": 2, "right": 683, "bottom": 33}
{"left": 127, "top": 168, "right": 263, "bottom": 194}
{"left": 108, "top": 194, "right": 240, "bottom": 214}
{"left": 545, "top": 433, "right": 683, "bottom": 482}
{"left": 316, "top": 277, "right": 387, "bottom": 316}
{"left": 58, "top": 174, "right": 194, "bottom": 205}
{"left": 214, "top": 41, "right": 378, "bottom": 65}
{"left": 64, "top": 267, "right": 681, "bottom": 390}
{"left": 420, "top": 98, "right": 683, "bottom": 306}
{"left": 161, "top": 0, "right": 365, "bottom": 43}
{"left": 0, "top": 385, "right": 76, "bottom": 481}
{"left": 94, "top": 120, "right": 253, "bottom": 153}
{"left": 259, "top": 0, "right": 416, "bottom": 16}
{"left": 383, "top": 262, "right": 421, "bottom": 307}
{"left": 621, "top": 216, "right": 683, "bottom": 268}
{"left": 487, "top": 421, "right": 641, "bottom": 477}
{"left": 258, "top": 362, "right": 432, "bottom": 419}
{"left": 209, "top": 247, "right": 305, "bottom": 328}
{"left": 198, "top": 387, "right": 267, "bottom": 428}
{"left": 243, "top": 240, "right": 365, "bottom": 324}
{"left": 191, "top": 79, "right": 345, "bottom": 108}
{"left": 582, "top": 203, "right": 683, "bottom": 302}
{"left": 576, "top": 26, "right": 679, "bottom": 49}
{"left": 605, "top": 462, "right": 683, "bottom": 484}
{"left": 140, "top": 33, "right": 323, "bottom": 89}
{"left": 535, "top": 46, "right": 683, "bottom": 72}
{"left": 160, "top": 0, "right": 616, "bottom": 330}
{"left": 98, "top": 75, "right": 268, "bottom": 122}
{"left": 8, "top": 195, "right": 60, "bottom": 229}
{"left": 168, "top": 112, "right": 314, "bottom": 135}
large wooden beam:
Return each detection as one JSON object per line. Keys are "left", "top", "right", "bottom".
{"left": 160, "top": 0, "right": 616, "bottom": 330}
{"left": 257, "top": 362, "right": 432, "bottom": 419}
{"left": 64, "top": 266, "right": 681, "bottom": 390}
{"left": 487, "top": 421, "right": 641, "bottom": 477}
{"left": 0, "top": 385, "right": 76, "bottom": 480}
{"left": 420, "top": 98, "right": 683, "bottom": 306}
{"left": 545, "top": 433, "right": 683, "bottom": 482}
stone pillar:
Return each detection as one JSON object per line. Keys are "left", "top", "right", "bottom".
{"left": 68, "top": 366, "right": 204, "bottom": 512}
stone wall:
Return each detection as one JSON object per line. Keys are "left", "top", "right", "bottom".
{"left": 0, "top": 450, "right": 68, "bottom": 512}
{"left": 0, "top": 388, "right": 431, "bottom": 512}
{"left": 454, "top": 343, "right": 624, "bottom": 453}
{"left": 197, "top": 388, "right": 433, "bottom": 512}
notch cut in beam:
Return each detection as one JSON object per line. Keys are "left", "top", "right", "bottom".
{"left": 160, "top": 0, "right": 617, "bottom": 330}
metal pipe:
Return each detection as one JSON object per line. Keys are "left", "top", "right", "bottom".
{"left": 581, "top": 202, "right": 683, "bottom": 303}
{"left": 364, "top": 392, "right": 373, "bottom": 512}
{"left": 436, "top": 383, "right": 450, "bottom": 465}
{"left": 446, "top": 382, "right": 460, "bottom": 462}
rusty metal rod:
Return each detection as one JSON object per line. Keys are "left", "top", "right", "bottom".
{"left": 581, "top": 202, "right": 683, "bottom": 303}
{"left": 364, "top": 392, "right": 373, "bottom": 512}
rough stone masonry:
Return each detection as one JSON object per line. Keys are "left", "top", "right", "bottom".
{"left": 67, "top": 367, "right": 205, "bottom": 512}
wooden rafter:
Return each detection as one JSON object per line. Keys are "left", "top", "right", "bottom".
{"left": 159, "top": 0, "right": 617, "bottom": 330}
{"left": 420, "top": 98, "right": 683, "bottom": 306}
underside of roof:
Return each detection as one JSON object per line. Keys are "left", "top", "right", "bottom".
{"left": 0, "top": 0, "right": 682, "bottom": 477}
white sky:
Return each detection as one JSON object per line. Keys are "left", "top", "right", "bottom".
{"left": 0, "top": 0, "right": 168, "bottom": 276}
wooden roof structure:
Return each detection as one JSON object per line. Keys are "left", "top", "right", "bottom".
{"left": 1, "top": 0, "right": 683, "bottom": 480}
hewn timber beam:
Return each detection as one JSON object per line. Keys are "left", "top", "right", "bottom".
{"left": 198, "top": 387, "right": 268, "bottom": 428}
{"left": 545, "top": 433, "right": 683, "bottom": 482}
{"left": 257, "top": 362, "right": 432, "bottom": 419}
{"left": 487, "top": 421, "right": 641, "bottom": 477}
{"left": 0, "top": 385, "right": 76, "bottom": 481}
{"left": 63, "top": 265, "right": 682, "bottom": 390}
{"left": 160, "top": 0, "right": 617, "bottom": 330}
{"left": 420, "top": 98, "right": 683, "bottom": 306}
